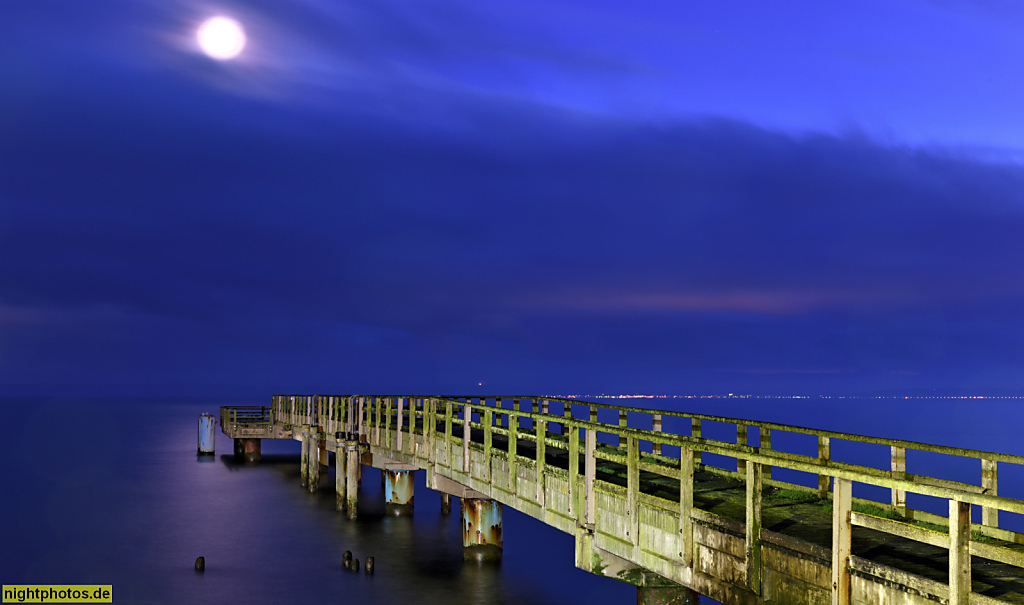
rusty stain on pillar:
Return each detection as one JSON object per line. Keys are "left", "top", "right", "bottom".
{"left": 197, "top": 414, "right": 216, "bottom": 455}
{"left": 462, "top": 498, "right": 503, "bottom": 562}
{"left": 637, "top": 586, "right": 700, "bottom": 605}
{"left": 384, "top": 470, "right": 415, "bottom": 515}
{"left": 234, "top": 438, "right": 261, "bottom": 463}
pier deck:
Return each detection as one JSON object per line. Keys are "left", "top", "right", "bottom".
{"left": 220, "top": 395, "right": 1024, "bottom": 605}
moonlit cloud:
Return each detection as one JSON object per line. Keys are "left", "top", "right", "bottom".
{"left": 4, "top": 0, "right": 1024, "bottom": 396}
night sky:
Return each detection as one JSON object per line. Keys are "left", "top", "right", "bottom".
{"left": 3, "top": 0, "right": 1024, "bottom": 397}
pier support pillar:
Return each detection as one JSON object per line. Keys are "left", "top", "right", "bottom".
{"left": 335, "top": 434, "right": 345, "bottom": 511}
{"left": 637, "top": 586, "right": 700, "bottom": 605}
{"left": 384, "top": 470, "right": 415, "bottom": 515}
{"left": 462, "top": 498, "right": 502, "bottom": 562}
{"left": 233, "top": 438, "right": 261, "bottom": 463}
{"left": 307, "top": 434, "right": 320, "bottom": 492}
{"left": 300, "top": 432, "right": 309, "bottom": 487}
{"left": 197, "top": 414, "right": 216, "bottom": 455}
{"left": 441, "top": 493, "right": 452, "bottom": 515}
{"left": 345, "top": 441, "right": 359, "bottom": 520}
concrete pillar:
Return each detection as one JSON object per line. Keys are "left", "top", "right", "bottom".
{"left": 462, "top": 498, "right": 502, "bottom": 562}
{"left": 345, "top": 441, "right": 359, "bottom": 520}
{"left": 637, "top": 586, "right": 700, "bottom": 604}
{"left": 308, "top": 434, "right": 320, "bottom": 492}
{"left": 384, "top": 470, "right": 415, "bottom": 515}
{"left": 441, "top": 493, "right": 452, "bottom": 515}
{"left": 234, "top": 438, "right": 261, "bottom": 463}
{"left": 335, "top": 434, "right": 345, "bottom": 511}
{"left": 300, "top": 432, "right": 309, "bottom": 487}
{"left": 197, "top": 414, "right": 216, "bottom": 455}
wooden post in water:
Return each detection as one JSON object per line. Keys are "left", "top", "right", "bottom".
{"left": 949, "top": 499, "right": 972, "bottom": 605}
{"left": 831, "top": 477, "right": 852, "bottom": 605}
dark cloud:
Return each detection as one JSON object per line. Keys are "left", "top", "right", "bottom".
{"left": 3, "top": 1, "right": 1024, "bottom": 396}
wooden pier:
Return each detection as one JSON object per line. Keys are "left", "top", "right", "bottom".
{"left": 218, "top": 395, "right": 1024, "bottom": 605}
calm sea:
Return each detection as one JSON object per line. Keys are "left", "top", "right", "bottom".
{"left": 2, "top": 396, "right": 1020, "bottom": 605}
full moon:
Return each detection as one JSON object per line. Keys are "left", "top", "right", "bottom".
{"left": 197, "top": 17, "right": 246, "bottom": 60}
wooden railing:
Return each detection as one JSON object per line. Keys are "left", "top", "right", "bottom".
{"left": 265, "top": 394, "right": 1024, "bottom": 605}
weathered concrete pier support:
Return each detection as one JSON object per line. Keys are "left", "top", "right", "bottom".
{"left": 233, "top": 437, "right": 260, "bottom": 463}
{"left": 345, "top": 440, "right": 359, "bottom": 519}
{"left": 300, "top": 430, "right": 310, "bottom": 487}
{"left": 307, "top": 434, "right": 320, "bottom": 492}
{"left": 197, "top": 413, "right": 216, "bottom": 455}
{"left": 384, "top": 470, "right": 415, "bottom": 515}
{"left": 335, "top": 434, "right": 346, "bottom": 511}
{"left": 462, "top": 498, "right": 502, "bottom": 562}
{"left": 440, "top": 493, "right": 451, "bottom": 515}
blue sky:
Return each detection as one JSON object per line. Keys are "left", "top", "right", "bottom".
{"left": 3, "top": 0, "right": 1024, "bottom": 396}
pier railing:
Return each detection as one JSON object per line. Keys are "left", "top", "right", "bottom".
{"left": 265, "top": 394, "right": 1024, "bottom": 605}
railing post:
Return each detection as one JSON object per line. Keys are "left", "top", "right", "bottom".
{"left": 589, "top": 404, "right": 597, "bottom": 423}
{"left": 385, "top": 397, "right": 393, "bottom": 449}
{"left": 619, "top": 410, "right": 628, "bottom": 447}
{"left": 653, "top": 414, "right": 662, "bottom": 456}
{"left": 982, "top": 458, "right": 999, "bottom": 528}
{"left": 375, "top": 397, "right": 382, "bottom": 446}
{"left": 891, "top": 446, "right": 907, "bottom": 516}
{"left": 484, "top": 409, "right": 493, "bottom": 485}
{"left": 760, "top": 427, "right": 771, "bottom": 480}
{"left": 358, "top": 397, "right": 365, "bottom": 444}
{"left": 679, "top": 447, "right": 694, "bottom": 568}
{"left": 569, "top": 421, "right": 579, "bottom": 518}
{"left": 444, "top": 400, "right": 453, "bottom": 467}
{"left": 949, "top": 499, "right": 971, "bottom": 605}
{"left": 396, "top": 397, "right": 404, "bottom": 452}
{"left": 509, "top": 403, "right": 519, "bottom": 493}
{"left": 746, "top": 460, "right": 762, "bottom": 595}
{"left": 463, "top": 402, "right": 471, "bottom": 474}
{"left": 563, "top": 402, "right": 572, "bottom": 436}
{"left": 831, "top": 477, "right": 851, "bottom": 605}
{"left": 627, "top": 436, "right": 639, "bottom": 548}
{"left": 819, "top": 436, "right": 832, "bottom": 499}
{"left": 691, "top": 418, "right": 702, "bottom": 466}
{"left": 585, "top": 427, "right": 596, "bottom": 526}
{"left": 536, "top": 408, "right": 547, "bottom": 507}
{"left": 737, "top": 424, "right": 748, "bottom": 474}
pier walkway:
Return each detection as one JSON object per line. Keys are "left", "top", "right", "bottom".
{"left": 218, "top": 395, "right": 1024, "bottom": 605}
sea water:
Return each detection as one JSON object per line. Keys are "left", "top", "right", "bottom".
{"left": 2, "top": 396, "right": 1020, "bottom": 605}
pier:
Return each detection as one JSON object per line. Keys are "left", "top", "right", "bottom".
{"left": 216, "top": 395, "right": 1024, "bottom": 605}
